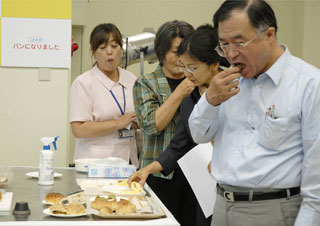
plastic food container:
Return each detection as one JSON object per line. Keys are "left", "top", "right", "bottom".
{"left": 75, "top": 157, "right": 129, "bottom": 173}
{"left": 75, "top": 158, "right": 101, "bottom": 173}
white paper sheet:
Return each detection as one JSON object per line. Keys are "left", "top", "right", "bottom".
{"left": 178, "top": 143, "right": 216, "bottom": 218}
{"left": 1, "top": 17, "right": 71, "bottom": 68}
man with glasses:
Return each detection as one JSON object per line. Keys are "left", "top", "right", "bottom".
{"left": 189, "top": 1, "right": 320, "bottom": 226}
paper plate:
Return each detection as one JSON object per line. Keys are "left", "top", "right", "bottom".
{"left": 25, "top": 172, "right": 62, "bottom": 178}
{"left": 43, "top": 208, "right": 87, "bottom": 218}
{"left": 42, "top": 200, "right": 56, "bottom": 205}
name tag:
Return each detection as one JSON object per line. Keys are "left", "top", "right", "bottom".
{"left": 118, "top": 129, "right": 135, "bottom": 139}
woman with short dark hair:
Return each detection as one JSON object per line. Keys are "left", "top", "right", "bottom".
{"left": 132, "top": 20, "right": 195, "bottom": 225}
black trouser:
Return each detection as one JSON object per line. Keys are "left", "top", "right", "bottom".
{"left": 147, "top": 166, "right": 211, "bottom": 226}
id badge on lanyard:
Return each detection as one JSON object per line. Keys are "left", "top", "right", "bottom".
{"left": 110, "top": 86, "right": 134, "bottom": 139}
{"left": 118, "top": 129, "right": 135, "bottom": 139}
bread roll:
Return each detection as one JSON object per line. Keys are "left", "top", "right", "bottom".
{"left": 49, "top": 203, "right": 86, "bottom": 215}
{"left": 0, "top": 177, "right": 8, "bottom": 183}
{"left": 45, "top": 193, "right": 66, "bottom": 204}
{"left": 67, "top": 203, "right": 86, "bottom": 215}
{"left": 49, "top": 204, "right": 68, "bottom": 215}
{"left": 99, "top": 207, "right": 113, "bottom": 215}
{"left": 90, "top": 197, "right": 117, "bottom": 211}
{"left": 0, "top": 191, "right": 2, "bottom": 201}
{"left": 116, "top": 180, "right": 128, "bottom": 186}
{"left": 116, "top": 198, "right": 136, "bottom": 214}
{"left": 131, "top": 182, "right": 142, "bottom": 192}
{"left": 117, "top": 198, "right": 130, "bottom": 206}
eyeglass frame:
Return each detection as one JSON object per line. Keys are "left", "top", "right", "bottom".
{"left": 178, "top": 60, "right": 210, "bottom": 74}
{"left": 215, "top": 33, "right": 259, "bottom": 58}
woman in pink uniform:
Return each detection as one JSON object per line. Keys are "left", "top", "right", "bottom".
{"left": 69, "top": 23, "right": 138, "bottom": 166}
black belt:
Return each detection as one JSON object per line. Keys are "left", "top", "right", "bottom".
{"left": 217, "top": 184, "right": 300, "bottom": 202}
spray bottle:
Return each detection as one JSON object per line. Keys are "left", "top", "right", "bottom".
{"left": 38, "top": 136, "right": 59, "bottom": 185}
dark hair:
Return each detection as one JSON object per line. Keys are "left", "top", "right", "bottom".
{"left": 177, "top": 24, "right": 230, "bottom": 67}
{"left": 213, "top": 0, "right": 278, "bottom": 34}
{"left": 154, "top": 20, "right": 194, "bottom": 66}
{"left": 90, "top": 23, "right": 123, "bottom": 54}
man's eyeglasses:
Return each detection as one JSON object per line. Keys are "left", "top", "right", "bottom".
{"left": 215, "top": 34, "right": 258, "bottom": 57}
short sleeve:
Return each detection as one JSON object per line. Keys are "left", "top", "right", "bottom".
{"left": 69, "top": 77, "right": 94, "bottom": 122}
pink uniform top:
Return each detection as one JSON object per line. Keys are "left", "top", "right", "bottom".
{"left": 69, "top": 65, "right": 138, "bottom": 165}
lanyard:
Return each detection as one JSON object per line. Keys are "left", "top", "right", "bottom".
{"left": 110, "top": 86, "right": 126, "bottom": 115}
